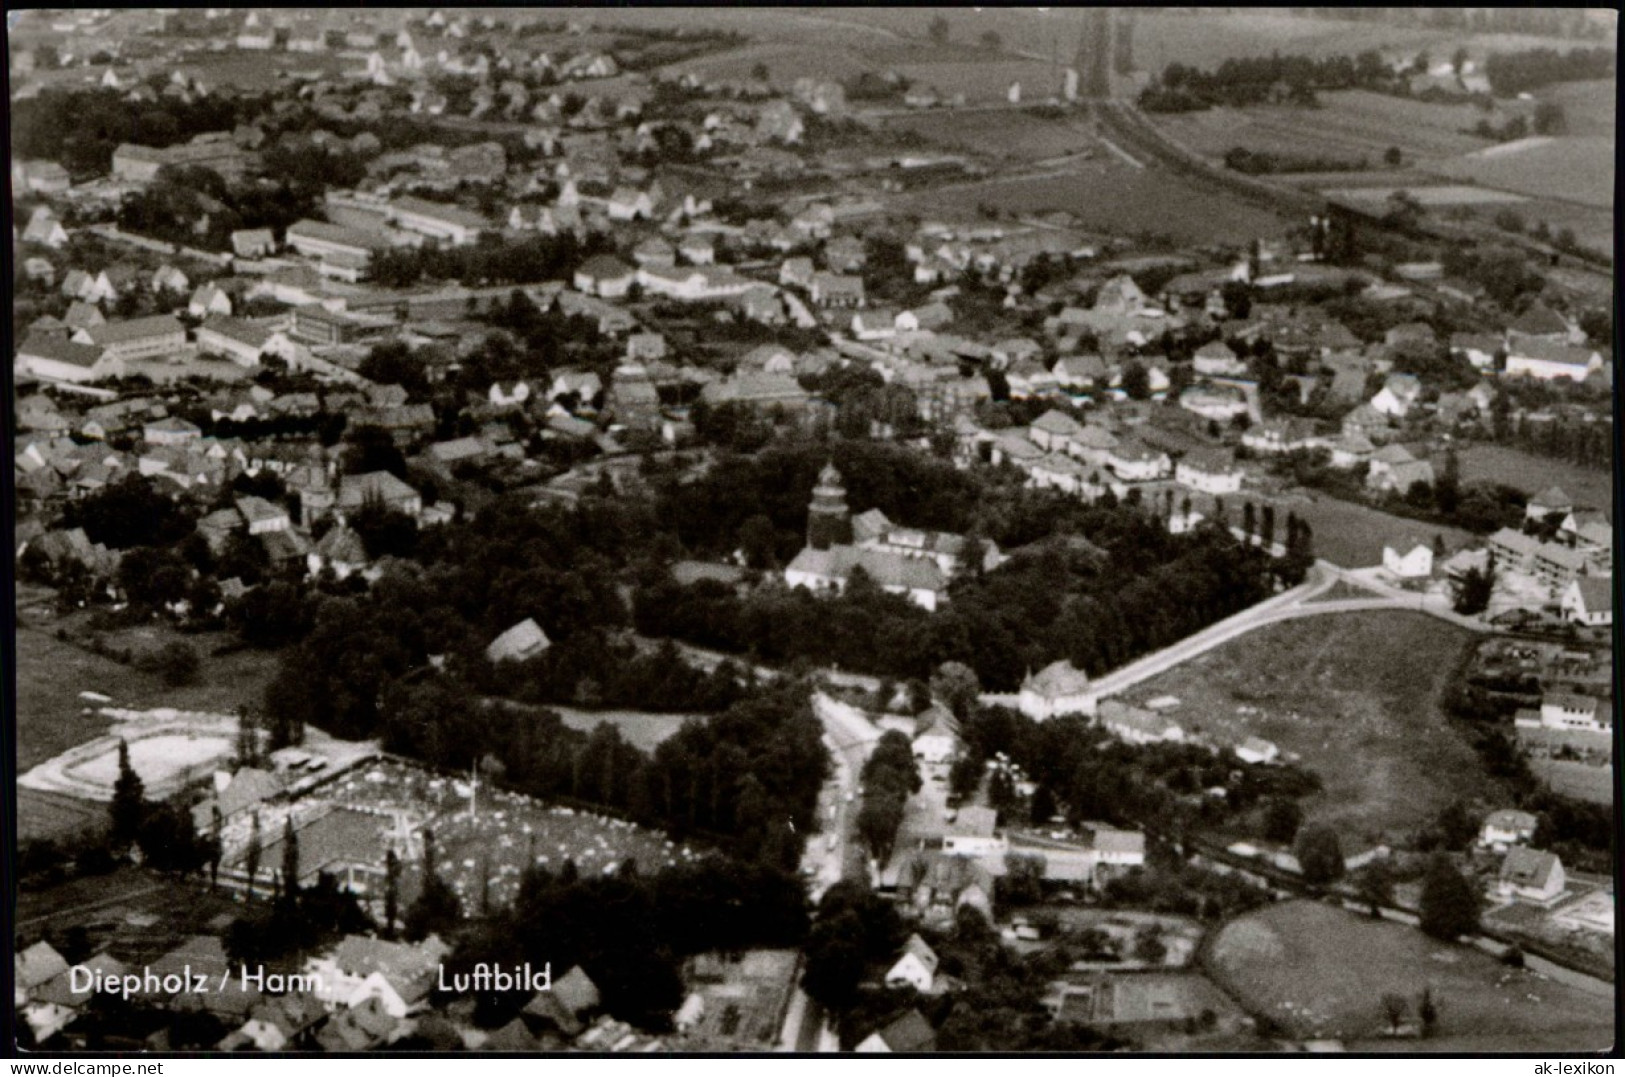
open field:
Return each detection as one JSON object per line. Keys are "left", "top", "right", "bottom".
{"left": 1529, "top": 759, "right": 1614, "bottom": 806}
{"left": 1545, "top": 80, "right": 1616, "bottom": 138}
{"left": 1207, "top": 900, "right": 1613, "bottom": 1050}
{"left": 1437, "top": 136, "right": 1614, "bottom": 209}
{"left": 894, "top": 163, "right": 1293, "bottom": 244}
{"left": 15, "top": 624, "right": 282, "bottom": 771}
{"left": 1155, "top": 91, "right": 1494, "bottom": 166}
{"left": 881, "top": 110, "right": 1096, "bottom": 162}
{"left": 1126, "top": 611, "right": 1494, "bottom": 842}
{"left": 1452, "top": 444, "right": 1613, "bottom": 509}
{"left": 548, "top": 705, "right": 708, "bottom": 752}
{"left": 17, "top": 789, "right": 107, "bottom": 845}
{"left": 1265, "top": 492, "right": 1474, "bottom": 569}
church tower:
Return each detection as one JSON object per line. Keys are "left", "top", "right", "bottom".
{"left": 806, "top": 461, "right": 852, "bottom": 550}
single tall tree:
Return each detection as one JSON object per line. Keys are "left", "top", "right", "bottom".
{"left": 1294, "top": 824, "right": 1346, "bottom": 886}
{"left": 279, "top": 816, "right": 301, "bottom": 908}
{"left": 384, "top": 848, "right": 401, "bottom": 940}
{"left": 1418, "top": 853, "right": 1481, "bottom": 940}
{"left": 244, "top": 812, "right": 262, "bottom": 901}
{"left": 109, "top": 738, "right": 147, "bottom": 848}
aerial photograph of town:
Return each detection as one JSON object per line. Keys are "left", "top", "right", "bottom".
{"left": 7, "top": 5, "right": 1618, "bottom": 1060}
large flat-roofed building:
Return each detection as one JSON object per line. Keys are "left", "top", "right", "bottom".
{"left": 72, "top": 315, "right": 187, "bottom": 363}
{"left": 386, "top": 196, "right": 489, "bottom": 246}
{"left": 285, "top": 219, "right": 386, "bottom": 266}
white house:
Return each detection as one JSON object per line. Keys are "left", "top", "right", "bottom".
{"left": 1478, "top": 809, "right": 1537, "bottom": 852}
{"left": 1382, "top": 540, "right": 1434, "bottom": 579}
{"left": 1106, "top": 442, "right": 1170, "bottom": 483}
{"left": 305, "top": 936, "right": 451, "bottom": 1019}
{"left": 883, "top": 935, "right": 939, "bottom": 994}
{"left": 1175, "top": 448, "right": 1243, "bottom": 495}
{"left": 1536, "top": 693, "right": 1607, "bottom": 734}
{"left": 911, "top": 705, "right": 960, "bottom": 765}
{"left": 189, "top": 283, "right": 234, "bottom": 318}
{"left": 1370, "top": 373, "right": 1422, "bottom": 419}
{"left": 1561, "top": 576, "right": 1612, "bottom": 627}
{"left": 1018, "top": 660, "right": 1095, "bottom": 721}
{"left": 1504, "top": 341, "right": 1603, "bottom": 382}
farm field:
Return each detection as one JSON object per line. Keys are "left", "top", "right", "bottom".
{"left": 894, "top": 163, "right": 1293, "bottom": 244}
{"left": 881, "top": 109, "right": 1096, "bottom": 162}
{"left": 1206, "top": 900, "right": 1614, "bottom": 1051}
{"left": 1437, "top": 136, "right": 1614, "bottom": 209}
{"left": 1452, "top": 443, "right": 1613, "bottom": 509}
{"left": 1264, "top": 491, "right": 1474, "bottom": 569}
{"left": 1124, "top": 611, "right": 1494, "bottom": 842}
{"left": 1155, "top": 91, "right": 1495, "bottom": 166}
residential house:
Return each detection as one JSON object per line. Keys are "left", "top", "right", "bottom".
{"left": 572, "top": 256, "right": 636, "bottom": 299}
{"left": 1370, "top": 373, "right": 1422, "bottom": 419}
{"left": 1525, "top": 486, "right": 1573, "bottom": 522}
{"left": 1175, "top": 448, "right": 1242, "bottom": 495}
{"left": 489, "top": 381, "right": 531, "bottom": 409}
{"left": 1242, "top": 418, "right": 1317, "bottom": 455}
{"left": 231, "top": 228, "right": 277, "bottom": 259}
{"left": 22, "top": 210, "right": 69, "bottom": 249}
{"left": 884, "top": 936, "right": 939, "bottom": 994}
{"left": 1450, "top": 333, "right": 1502, "bottom": 371}
{"left": 1106, "top": 441, "right": 1170, "bottom": 483}
{"left": 1496, "top": 847, "right": 1566, "bottom": 905}
{"left": 1193, "top": 340, "right": 1247, "bottom": 377}
{"left": 189, "top": 283, "right": 234, "bottom": 318}
{"left": 1506, "top": 303, "right": 1578, "bottom": 346}
{"left": 808, "top": 272, "right": 865, "bottom": 308}
{"left": 911, "top": 705, "right": 960, "bottom": 765}
{"left": 856, "top": 1010, "right": 935, "bottom": 1054}
{"left": 306, "top": 935, "right": 452, "bottom": 1019}
{"left": 1365, "top": 444, "right": 1433, "bottom": 495}
{"left": 1382, "top": 540, "right": 1434, "bottom": 579}
{"left": 1028, "top": 409, "right": 1084, "bottom": 453}
{"left": 336, "top": 471, "right": 421, "bottom": 524}
{"left": 1561, "top": 576, "right": 1612, "bottom": 627}
{"left": 1479, "top": 809, "right": 1538, "bottom": 852}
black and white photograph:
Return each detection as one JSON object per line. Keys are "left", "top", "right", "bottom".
{"left": 7, "top": 5, "right": 1619, "bottom": 1060}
